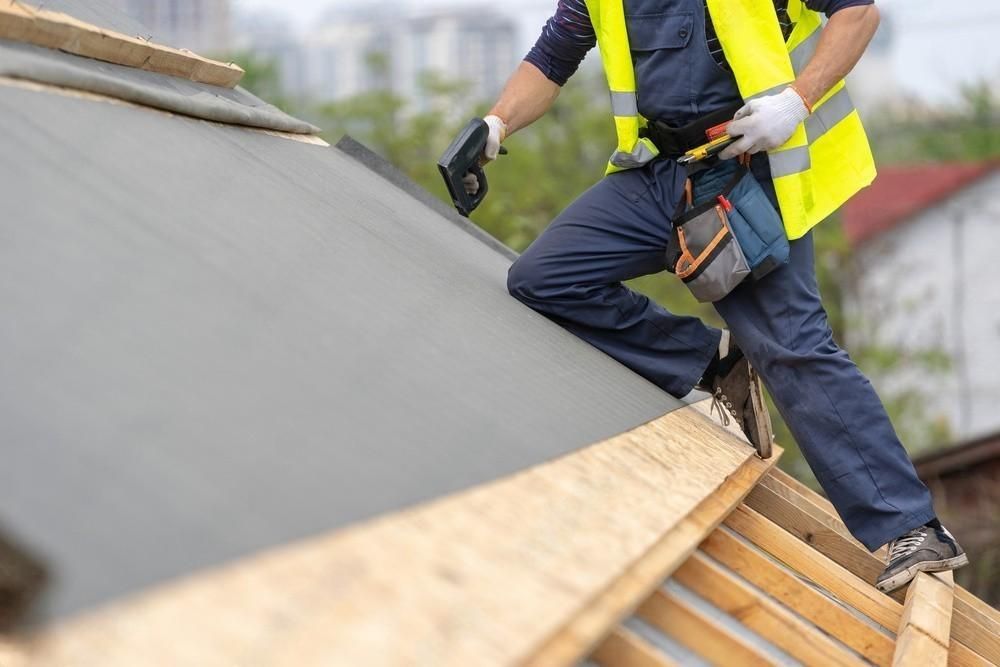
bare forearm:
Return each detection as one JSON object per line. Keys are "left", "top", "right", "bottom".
{"left": 794, "top": 4, "right": 880, "bottom": 108}
{"left": 489, "top": 61, "right": 561, "bottom": 136}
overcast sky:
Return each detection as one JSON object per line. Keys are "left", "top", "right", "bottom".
{"left": 233, "top": 0, "right": 1000, "bottom": 103}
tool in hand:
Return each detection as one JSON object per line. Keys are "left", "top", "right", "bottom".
{"left": 677, "top": 120, "right": 736, "bottom": 165}
{"left": 438, "top": 118, "right": 508, "bottom": 217}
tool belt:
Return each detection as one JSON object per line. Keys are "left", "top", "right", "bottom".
{"left": 640, "top": 104, "right": 742, "bottom": 159}
{"left": 666, "top": 162, "right": 791, "bottom": 302}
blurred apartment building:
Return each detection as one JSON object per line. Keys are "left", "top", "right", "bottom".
{"left": 113, "top": 0, "right": 231, "bottom": 55}
{"left": 236, "top": 7, "right": 518, "bottom": 107}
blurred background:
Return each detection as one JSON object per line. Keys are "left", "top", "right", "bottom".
{"left": 109, "top": 0, "right": 999, "bottom": 602}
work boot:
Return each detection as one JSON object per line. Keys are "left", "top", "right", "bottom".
{"left": 875, "top": 524, "right": 969, "bottom": 593}
{"left": 698, "top": 332, "right": 773, "bottom": 458}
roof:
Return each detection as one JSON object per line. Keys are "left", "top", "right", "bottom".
{"left": 0, "top": 49, "right": 678, "bottom": 626}
{"left": 913, "top": 430, "right": 1000, "bottom": 479}
{"left": 842, "top": 162, "right": 999, "bottom": 246}
{"left": 1, "top": 3, "right": 999, "bottom": 665}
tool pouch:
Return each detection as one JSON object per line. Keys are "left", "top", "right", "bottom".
{"left": 668, "top": 176, "right": 751, "bottom": 304}
{"left": 690, "top": 160, "right": 790, "bottom": 280}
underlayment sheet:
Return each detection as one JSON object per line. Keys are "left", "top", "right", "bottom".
{"left": 0, "top": 40, "right": 319, "bottom": 134}
{"left": 0, "top": 83, "right": 682, "bottom": 621}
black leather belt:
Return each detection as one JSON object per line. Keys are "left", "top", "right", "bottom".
{"left": 640, "top": 104, "right": 743, "bottom": 158}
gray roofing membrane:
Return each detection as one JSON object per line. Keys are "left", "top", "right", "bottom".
{"left": 0, "top": 40, "right": 319, "bottom": 134}
{"left": 0, "top": 80, "right": 682, "bottom": 621}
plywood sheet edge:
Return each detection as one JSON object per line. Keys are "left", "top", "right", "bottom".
{"left": 4, "top": 403, "right": 758, "bottom": 666}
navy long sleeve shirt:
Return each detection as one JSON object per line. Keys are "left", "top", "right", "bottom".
{"left": 525, "top": 0, "right": 875, "bottom": 87}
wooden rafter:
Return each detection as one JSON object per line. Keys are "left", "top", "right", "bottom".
{"left": 591, "top": 627, "right": 679, "bottom": 667}
{"left": 674, "top": 551, "right": 868, "bottom": 666}
{"left": 892, "top": 571, "right": 955, "bottom": 667}
{"left": 0, "top": 3, "right": 244, "bottom": 87}
{"left": 742, "top": 472, "right": 1000, "bottom": 665}
{"left": 638, "top": 588, "right": 773, "bottom": 666}
{"left": 697, "top": 528, "right": 896, "bottom": 666}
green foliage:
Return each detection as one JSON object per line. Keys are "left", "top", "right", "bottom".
{"left": 867, "top": 83, "right": 1000, "bottom": 164}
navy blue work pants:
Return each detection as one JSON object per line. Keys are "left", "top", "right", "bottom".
{"left": 507, "top": 158, "right": 936, "bottom": 551}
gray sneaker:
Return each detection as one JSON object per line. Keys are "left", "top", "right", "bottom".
{"left": 698, "top": 336, "right": 773, "bottom": 458}
{"left": 875, "top": 524, "right": 969, "bottom": 593}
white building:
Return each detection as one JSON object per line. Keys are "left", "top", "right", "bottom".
{"left": 842, "top": 163, "right": 1000, "bottom": 444}
{"left": 114, "top": 0, "right": 231, "bottom": 55}
{"left": 237, "top": 6, "right": 517, "bottom": 106}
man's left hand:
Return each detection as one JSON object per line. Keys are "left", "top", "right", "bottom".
{"left": 720, "top": 87, "right": 809, "bottom": 160}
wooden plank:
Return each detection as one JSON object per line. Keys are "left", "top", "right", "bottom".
{"left": 766, "top": 467, "right": 838, "bottom": 519}
{"left": 0, "top": 3, "right": 243, "bottom": 87}
{"left": 698, "top": 528, "right": 896, "bottom": 666}
{"left": 675, "top": 551, "right": 867, "bottom": 667}
{"left": 637, "top": 589, "right": 773, "bottom": 666}
{"left": 526, "top": 441, "right": 779, "bottom": 666}
{"left": 726, "top": 505, "right": 995, "bottom": 667}
{"left": 892, "top": 572, "right": 954, "bottom": 667}
{"left": 12, "top": 404, "right": 761, "bottom": 666}
{"left": 591, "top": 627, "right": 679, "bottom": 667}
{"left": 744, "top": 473, "right": 1000, "bottom": 663}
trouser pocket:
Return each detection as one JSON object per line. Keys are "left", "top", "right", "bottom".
{"left": 673, "top": 200, "right": 750, "bottom": 303}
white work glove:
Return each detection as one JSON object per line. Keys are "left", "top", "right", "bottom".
{"left": 463, "top": 114, "right": 507, "bottom": 195}
{"left": 720, "top": 87, "right": 809, "bottom": 160}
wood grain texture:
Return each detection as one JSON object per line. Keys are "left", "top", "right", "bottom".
{"left": 637, "top": 589, "right": 772, "bottom": 666}
{"left": 744, "top": 471, "right": 1000, "bottom": 664}
{"left": 532, "top": 444, "right": 779, "bottom": 666}
{"left": 892, "top": 572, "right": 954, "bottom": 667}
{"left": 0, "top": 3, "right": 243, "bottom": 87}
{"left": 8, "top": 404, "right": 758, "bottom": 667}
{"left": 591, "top": 627, "right": 678, "bottom": 667}
{"left": 698, "top": 527, "right": 896, "bottom": 666}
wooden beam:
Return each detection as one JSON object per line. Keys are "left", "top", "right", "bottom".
{"left": 674, "top": 551, "right": 867, "bottom": 667}
{"left": 744, "top": 472, "right": 1000, "bottom": 663}
{"left": 892, "top": 572, "right": 954, "bottom": 667}
{"left": 724, "top": 505, "right": 992, "bottom": 667}
{"left": 591, "top": 627, "right": 679, "bottom": 667}
{"left": 765, "top": 467, "right": 838, "bottom": 520}
{"left": 698, "top": 528, "right": 896, "bottom": 666}
{"left": 12, "top": 404, "right": 765, "bottom": 666}
{"left": 0, "top": 3, "right": 244, "bottom": 87}
{"left": 526, "top": 443, "right": 779, "bottom": 666}
{"left": 762, "top": 469, "right": 1000, "bottom": 634}
{"left": 637, "top": 589, "right": 772, "bottom": 666}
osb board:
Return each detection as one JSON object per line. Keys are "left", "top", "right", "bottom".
{"left": 0, "top": 3, "right": 243, "bottom": 87}
{"left": 4, "top": 403, "right": 756, "bottom": 666}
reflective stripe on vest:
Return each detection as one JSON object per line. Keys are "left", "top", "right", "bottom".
{"left": 586, "top": 0, "right": 877, "bottom": 239}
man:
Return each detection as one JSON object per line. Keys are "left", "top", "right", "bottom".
{"left": 469, "top": 0, "right": 968, "bottom": 592}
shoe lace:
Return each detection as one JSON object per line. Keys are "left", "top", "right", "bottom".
{"left": 887, "top": 527, "right": 928, "bottom": 563}
{"left": 710, "top": 387, "right": 738, "bottom": 427}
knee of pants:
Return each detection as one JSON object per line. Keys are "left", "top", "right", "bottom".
{"left": 507, "top": 255, "right": 550, "bottom": 305}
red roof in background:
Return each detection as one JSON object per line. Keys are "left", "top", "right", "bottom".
{"left": 841, "top": 162, "right": 999, "bottom": 246}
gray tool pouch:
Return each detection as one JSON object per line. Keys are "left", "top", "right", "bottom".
{"left": 670, "top": 180, "right": 751, "bottom": 303}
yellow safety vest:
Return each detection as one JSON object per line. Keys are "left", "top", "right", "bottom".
{"left": 584, "top": 0, "right": 877, "bottom": 239}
